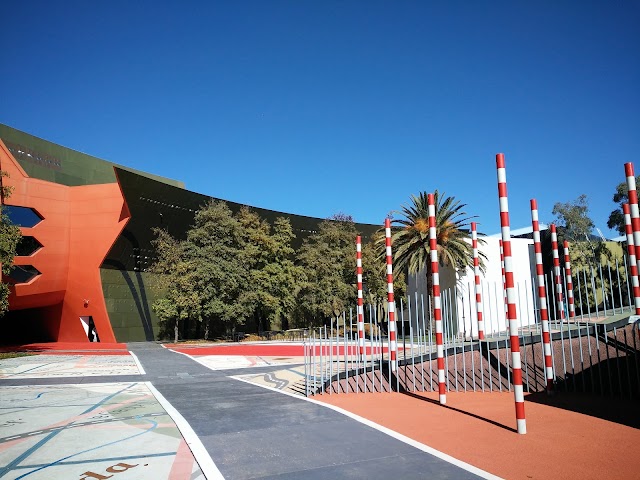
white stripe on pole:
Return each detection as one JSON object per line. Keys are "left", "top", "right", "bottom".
{"left": 356, "top": 236, "right": 365, "bottom": 356}
{"left": 496, "top": 153, "right": 526, "bottom": 434}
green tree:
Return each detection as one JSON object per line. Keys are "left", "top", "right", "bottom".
{"left": 552, "top": 194, "right": 612, "bottom": 314}
{"left": 237, "top": 208, "right": 304, "bottom": 332}
{"left": 187, "top": 200, "right": 249, "bottom": 339}
{"left": 552, "top": 194, "right": 594, "bottom": 242}
{"left": 386, "top": 191, "right": 484, "bottom": 301}
{"left": 149, "top": 228, "right": 200, "bottom": 342}
{"left": 552, "top": 194, "right": 608, "bottom": 269}
{"left": 362, "top": 236, "right": 407, "bottom": 324}
{"left": 607, "top": 175, "right": 640, "bottom": 236}
{"left": 0, "top": 171, "right": 22, "bottom": 317}
{"left": 150, "top": 200, "right": 250, "bottom": 341}
{"left": 294, "top": 215, "right": 359, "bottom": 327}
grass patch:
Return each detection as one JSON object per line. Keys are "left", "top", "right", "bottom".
{"left": 0, "top": 352, "right": 33, "bottom": 360}
{"left": 178, "top": 339, "right": 218, "bottom": 344}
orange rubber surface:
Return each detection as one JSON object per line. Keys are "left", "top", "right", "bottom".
{"left": 318, "top": 391, "right": 640, "bottom": 480}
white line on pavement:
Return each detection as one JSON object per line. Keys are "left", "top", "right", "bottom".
{"left": 129, "top": 352, "right": 146, "bottom": 375}
{"left": 168, "top": 348, "right": 215, "bottom": 369}
{"left": 144, "top": 382, "right": 224, "bottom": 480}
{"left": 229, "top": 376, "right": 502, "bottom": 480}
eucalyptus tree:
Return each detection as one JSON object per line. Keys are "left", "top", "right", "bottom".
{"left": 607, "top": 175, "right": 640, "bottom": 236}
{"left": 295, "top": 215, "right": 359, "bottom": 327}
{"left": 187, "top": 200, "right": 250, "bottom": 339}
{"left": 150, "top": 200, "right": 250, "bottom": 341}
{"left": 237, "top": 208, "right": 303, "bottom": 331}
{"left": 552, "top": 194, "right": 611, "bottom": 270}
{"left": 149, "top": 228, "right": 200, "bottom": 342}
{"left": 552, "top": 194, "right": 613, "bottom": 313}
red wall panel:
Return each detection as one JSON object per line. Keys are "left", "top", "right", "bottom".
{"left": 0, "top": 140, "right": 130, "bottom": 343}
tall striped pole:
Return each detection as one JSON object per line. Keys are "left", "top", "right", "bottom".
{"left": 500, "top": 239, "right": 508, "bottom": 321}
{"left": 624, "top": 163, "right": 640, "bottom": 285}
{"left": 356, "top": 236, "right": 365, "bottom": 356}
{"left": 550, "top": 224, "right": 566, "bottom": 322}
{"left": 623, "top": 203, "right": 640, "bottom": 314}
{"left": 428, "top": 193, "right": 446, "bottom": 405}
{"left": 471, "top": 222, "right": 485, "bottom": 340}
{"left": 531, "top": 199, "right": 554, "bottom": 394}
{"left": 496, "top": 153, "right": 526, "bottom": 434}
{"left": 563, "top": 241, "right": 575, "bottom": 319}
{"left": 384, "top": 219, "right": 397, "bottom": 372}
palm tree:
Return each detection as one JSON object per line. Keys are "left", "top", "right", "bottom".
{"left": 381, "top": 191, "right": 486, "bottom": 307}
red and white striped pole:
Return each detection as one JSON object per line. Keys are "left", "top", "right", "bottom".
{"left": 356, "top": 235, "right": 365, "bottom": 356}
{"left": 496, "top": 153, "right": 526, "bottom": 434}
{"left": 550, "top": 224, "right": 566, "bottom": 322}
{"left": 623, "top": 203, "right": 640, "bottom": 314}
{"left": 471, "top": 222, "right": 485, "bottom": 340}
{"left": 384, "top": 219, "right": 397, "bottom": 372}
{"left": 428, "top": 193, "right": 446, "bottom": 405}
{"left": 563, "top": 241, "right": 575, "bottom": 319}
{"left": 624, "top": 163, "right": 640, "bottom": 284}
{"left": 500, "top": 239, "right": 508, "bottom": 320}
{"left": 531, "top": 199, "right": 554, "bottom": 394}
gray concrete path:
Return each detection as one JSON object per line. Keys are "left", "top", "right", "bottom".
{"left": 128, "top": 342, "right": 487, "bottom": 480}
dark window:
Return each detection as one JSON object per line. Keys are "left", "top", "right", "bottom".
{"left": 3, "top": 206, "right": 43, "bottom": 228}
{"left": 15, "top": 236, "right": 42, "bottom": 257}
{"left": 6, "top": 265, "right": 41, "bottom": 284}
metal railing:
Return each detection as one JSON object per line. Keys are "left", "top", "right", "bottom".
{"left": 303, "top": 292, "right": 640, "bottom": 399}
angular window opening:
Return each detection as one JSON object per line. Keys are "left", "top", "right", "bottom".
{"left": 2, "top": 206, "right": 43, "bottom": 228}
{"left": 79, "top": 316, "right": 100, "bottom": 342}
{"left": 15, "top": 236, "right": 42, "bottom": 257}
{"left": 6, "top": 265, "right": 41, "bottom": 284}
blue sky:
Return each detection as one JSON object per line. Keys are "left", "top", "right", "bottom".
{"left": 2, "top": 1, "right": 638, "bottom": 237}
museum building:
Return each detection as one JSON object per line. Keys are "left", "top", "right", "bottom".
{"left": 0, "top": 124, "right": 377, "bottom": 344}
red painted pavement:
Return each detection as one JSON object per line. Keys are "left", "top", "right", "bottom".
{"left": 0, "top": 342, "right": 129, "bottom": 355}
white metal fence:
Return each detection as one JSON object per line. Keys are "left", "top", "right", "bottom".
{"left": 303, "top": 262, "right": 640, "bottom": 399}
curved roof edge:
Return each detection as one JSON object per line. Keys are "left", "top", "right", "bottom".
{"left": 0, "top": 123, "right": 185, "bottom": 189}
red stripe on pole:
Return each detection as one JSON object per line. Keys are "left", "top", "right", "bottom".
{"left": 623, "top": 203, "right": 640, "bottom": 314}
{"left": 624, "top": 163, "right": 640, "bottom": 306}
{"left": 530, "top": 199, "right": 554, "bottom": 393}
{"left": 471, "top": 222, "right": 485, "bottom": 340}
{"left": 500, "top": 239, "right": 508, "bottom": 320}
{"left": 563, "top": 241, "right": 575, "bottom": 319}
{"left": 384, "top": 218, "right": 397, "bottom": 372}
{"left": 356, "top": 235, "right": 365, "bottom": 356}
{"left": 496, "top": 153, "right": 526, "bottom": 434}
{"left": 428, "top": 193, "right": 446, "bottom": 405}
{"left": 550, "top": 224, "right": 565, "bottom": 321}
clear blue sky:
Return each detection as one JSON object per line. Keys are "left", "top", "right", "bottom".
{"left": 2, "top": 1, "right": 638, "bottom": 238}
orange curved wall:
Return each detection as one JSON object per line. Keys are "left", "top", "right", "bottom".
{"left": 0, "top": 140, "right": 130, "bottom": 343}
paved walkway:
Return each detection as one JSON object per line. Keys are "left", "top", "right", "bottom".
{"left": 0, "top": 381, "right": 205, "bottom": 479}
{"left": 130, "top": 342, "right": 490, "bottom": 479}
{"left": 1, "top": 343, "right": 495, "bottom": 479}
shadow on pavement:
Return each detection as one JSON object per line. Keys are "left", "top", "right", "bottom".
{"left": 525, "top": 390, "right": 640, "bottom": 429}
{"left": 401, "top": 390, "right": 517, "bottom": 433}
